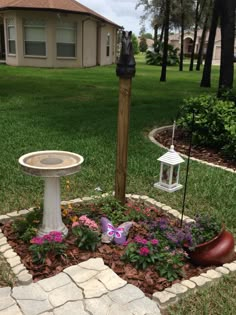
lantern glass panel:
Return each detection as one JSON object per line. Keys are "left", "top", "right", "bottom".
{"left": 162, "top": 163, "right": 170, "bottom": 184}
{"left": 172, "top": 165, "right": 179, "bottom": 185}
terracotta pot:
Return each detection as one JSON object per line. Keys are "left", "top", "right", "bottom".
{"left": 187, "top": 226, "right": 235, "bottom": 266}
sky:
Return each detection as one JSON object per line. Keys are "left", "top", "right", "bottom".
{"left": 77, "top": 0, "right": 153, "bottom": 36}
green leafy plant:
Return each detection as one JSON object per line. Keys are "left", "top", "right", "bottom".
{"left": 122, "top": 236, "right": 185, "bottom": 281}
{"left": 72, "top": 215, "right": 100, "bottom": 251}
{"left": 185, "top": 214, "right": 222, "bottom": 249}
{"left": 12, "top": 208, "right": 42, "bottom": 242}
{"left": 98, "top": 196, "right": 128, "bottom": 225}
{"left": 146, "top": 41, "right": 179, "bottom": 66}
{"left": 177, "top": 94, "right": 236, "bottom": 159}
{"left": 29, "top": 231, "right": 67, "bottom": 264}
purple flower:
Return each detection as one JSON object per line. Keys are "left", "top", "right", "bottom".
{"left": 139, "top": 247, "right": 150, "bottom": 256}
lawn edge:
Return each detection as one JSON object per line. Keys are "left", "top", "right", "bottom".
{"left": 148, "top": 126, "right": 236, "bottom": 174}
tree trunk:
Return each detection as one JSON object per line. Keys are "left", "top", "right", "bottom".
{"left": 189, "top": 1, "right": 200, "bottom": 71}
{"left": 154, "top": 24, "right": 158, "bottom": 46}
{"left": 159, "top": 22, "right": 165, "bottom": 43}
{"left": 160, "top": 0, "right": 170, "bottom": 82}
{"left": 218, "top": 0, "right": 236, "bottom": 95}
{"left": 200, "top": 0, "right": 220, "bottom": 87}
{"left": 196, "top": 1, "right": 212, "bottom": 71}
{"left": 179, "top": 0, "right": 185, "bottom": 71}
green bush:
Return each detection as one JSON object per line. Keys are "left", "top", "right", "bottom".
{"left": 177, "top": 95, "right": 236, "bottom": 160}
{"left": 146, "top": 41, "right": 179, "bottom": 66}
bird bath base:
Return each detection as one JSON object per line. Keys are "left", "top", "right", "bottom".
{"left": 19, "top": 151, "right": 84, "bottom": 237}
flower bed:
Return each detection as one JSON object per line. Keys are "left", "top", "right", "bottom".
{"left": 1, "top": 195, "right": 235, "bottom": 299}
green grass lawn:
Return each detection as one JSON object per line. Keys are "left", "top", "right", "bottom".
{"left": 0, "top": 55, "right": 235, "bottom": 311}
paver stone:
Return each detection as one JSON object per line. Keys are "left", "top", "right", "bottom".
{"left": 85, "top": 295, "right": 112, "bottom": 315}
{"left": 96, "top": 268, "right": 127, "bottom": 291}
{"left": 127, "top": 296, "right": 161, "bottom": 315}
{"left": 63, "top": 265, "right": 98, "bottom": 283}
{"left": 79, "top": 258, "right": 108, "bottom": 271}
{"left": 54, "top": 301, "right": 88, "bottom": 315}
{"left": 48, "top": 282, "right": 83, "bottom": 307}
{"left": 79, "top": 278, "right": 108, "bottom": 298}
{"left": 108, "top": 284, "right": 144, "bottom": 304}
{"left": 38, "top": 272, "right": 71, "bottom": 292}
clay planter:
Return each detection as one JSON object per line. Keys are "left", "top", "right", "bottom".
{"left": 187, "top": 226, "right": 235, "bottom": 266}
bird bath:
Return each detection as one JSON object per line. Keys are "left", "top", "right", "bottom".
{"left": 19, "top": 151, "right": 84, "bottom": 237}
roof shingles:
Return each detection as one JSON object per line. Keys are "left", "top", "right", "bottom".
{"left": 0, "top": 0, "right": 120, "bottom": 27}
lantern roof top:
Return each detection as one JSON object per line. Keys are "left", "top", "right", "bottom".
{"left": 158, "top": 145, "right": 185, "bottom": 165}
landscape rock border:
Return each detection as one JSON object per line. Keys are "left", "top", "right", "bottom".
{"left": 0, "top": 193, "right": 236, "bottom": 310}
{"left": 149, "top": 125, "right": 236, "bottom": 174}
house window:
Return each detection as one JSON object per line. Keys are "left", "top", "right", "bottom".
{"left": 56, "top": 22, "right": 76, "bottom": 57}
{"left": 106, "top": 33, "right": 110, "bottom": 57}
{"left": 24, "top": 19, "right": 46, "bottom": 56}
{"left": 7, "top": 18, "right": 16, "bottom": 54}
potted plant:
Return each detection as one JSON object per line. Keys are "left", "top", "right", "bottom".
{"left": 182, "top": 214, "right": 235, "bottom": 266}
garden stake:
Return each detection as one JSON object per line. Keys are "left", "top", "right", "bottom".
{"left": 180, "top": 111, "right": 195, "bottom": 227}
{"left": 115, "top": 31, "right": 136, "bottom": 205}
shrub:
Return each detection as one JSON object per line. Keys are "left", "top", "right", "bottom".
{"left": 177, "top": 95, "right": 236, "bottom": 159}
{"left": 146, "top": 41, "right": 179, "bottom": 66}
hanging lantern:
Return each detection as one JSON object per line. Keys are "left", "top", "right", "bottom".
{"left": 154, "top": 144, "right": 185, "bottom": 192}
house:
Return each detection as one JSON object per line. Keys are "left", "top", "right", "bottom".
{"left": 169, "top": 28, "right": 236, "bottom": 64}
{"left": 0, "top": 0, "right": 121, "bottom": 68}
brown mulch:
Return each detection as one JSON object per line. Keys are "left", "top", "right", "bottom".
{"left": 154, "top": 128, "right": 236, "bottom": 171}
{"left": 1, "top": 218, "right": 217, "bottom": 298}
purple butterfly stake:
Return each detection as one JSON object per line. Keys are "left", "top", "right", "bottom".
{"left": 100, "top": 217, "right": 133, "bottom": 245}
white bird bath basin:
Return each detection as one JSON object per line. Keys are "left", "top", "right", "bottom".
{"left": 19, "top": 150, "right": 84, "bottom": 237}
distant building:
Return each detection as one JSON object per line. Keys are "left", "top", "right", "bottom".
{"left": 138, "top": 37, "right": 154, "bottom": 50}
{"left": 169, "top": 28, "right": 236, "bottom": 64}
{"left": 0, "top": 0, "right": 121, "bottom": 68}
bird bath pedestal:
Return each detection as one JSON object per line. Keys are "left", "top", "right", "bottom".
{"left": 19, "top": 151, "right": 84, "bottom": 237}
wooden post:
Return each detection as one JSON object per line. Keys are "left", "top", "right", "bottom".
{"left": 115, "top": 31, "right": 136, "bottom": 205}
{"left": 115, "top": 78, "right": 132, "bottom": 205}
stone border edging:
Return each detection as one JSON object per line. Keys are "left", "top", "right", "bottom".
{"left": 0, "top": 194, "right": 236, "bottom": 310}
{"left": 149, "top": 126, "right": 236, "bottom": 174}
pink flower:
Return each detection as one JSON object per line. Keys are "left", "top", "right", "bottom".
{"left": 72, "top": 222, "right": 80, "bottom": 228}
{"left": 139, "top": 247, "right": 150, "bottom": 256}
{"left": 43, "top": 234, "right": 53, "bottom": 242}
{"left": 151, "top": 239, "right": 159, "bottom": 245}
{"left": 123, "top": 240, "right": 130, "bottom": 246}
{"left": 134, "top": 236, "right": 148, "bottom": 245}
{"left": 78, "top": 215, "right": 98, "bottom": 230}
{"left": 30, "top": 236, "right": 44, "bottom": 245}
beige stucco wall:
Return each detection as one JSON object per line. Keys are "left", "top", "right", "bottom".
{"left": 99, "top": 25, "right": 116, "bottom": 66}
{"left": 2, "top": 9, "right": 118, "bottom": 68}
{"left": 82, "top": 19, "right": 97, "bottom": 67}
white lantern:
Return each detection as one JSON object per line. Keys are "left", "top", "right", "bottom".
{"left": 154, "top": 145, "right": 185, "bottom": 193}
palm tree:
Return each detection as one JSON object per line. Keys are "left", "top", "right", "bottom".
{"left": 200, "top": 0, "right": 220, "bottom": 87}
{"left": 160, "top": 0, "right": 171, "bottom": 81}
{"left": 218, "top": 0, "right": 236, "bottom": 95}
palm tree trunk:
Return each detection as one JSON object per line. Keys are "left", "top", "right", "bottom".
{"left": 196, "top": 1, "right": 212, "bottom": 71}
{"left": 160, "top": 0, "right": 170, "bottom": 82}
{"left": 200, "top": 0, "right": 220, "bottom": 87}
{"left": 189, "top": 1, "right": 200, "bottom": 71}
{"left": 159, "top": 22, "right": 165, "bottom": 43}
{"left": 154, "top": 24, "right": 158, "bottom": 46}
{"left": 218, "top": 0, "right": 236, "bottom": 95}
{"left": 179, "top": 0, "right": 185, "bottom": 71}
